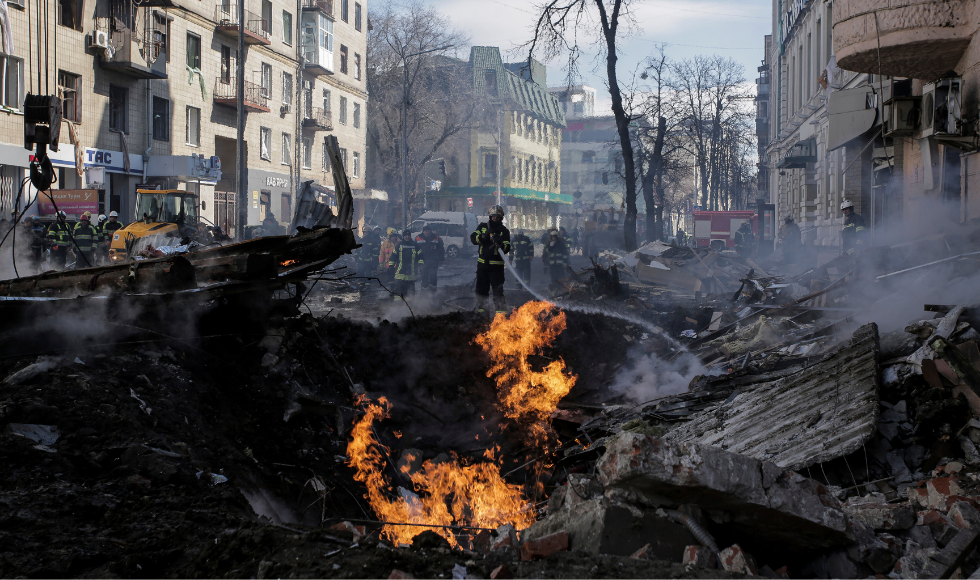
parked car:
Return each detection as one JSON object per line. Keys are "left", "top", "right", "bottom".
{"left": 409, "top": 211, "right": 479, "bottom": 259}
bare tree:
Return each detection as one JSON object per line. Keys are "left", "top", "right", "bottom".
{"left": 524, "top": 0, "right": 641, "bottom": 250}
{"left": 670, "top": 55, "right": 753, "bottom": 211}
{"left": 366, "top": 1, "right": 474, "bottom": 225}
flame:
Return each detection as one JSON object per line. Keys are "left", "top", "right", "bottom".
{"left": 348, "top": 397, "right": 535, "bottom": 546}
{"left": 280, "top": 259, "right": 299, "bottom": 267}
{"left": 474, "top": 301, "right": 577, "bottom": 446}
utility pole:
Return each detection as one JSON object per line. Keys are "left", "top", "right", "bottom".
{"left": 235, "top": 0, "right": 247, "bottom": 239}
{"left": 400, "top": 44, "right": 452, "bottom": 229}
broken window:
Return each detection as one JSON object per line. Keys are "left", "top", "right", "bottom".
{"left": 58, "top": 70, "right": 80, "bottom": 122}
{"left": 186, "top": 33, "right": 201, "bottom": 70}
{"left": 58, "top": 0, "right": 83, "bottom": 30}
{"left": 260, "top": 127, "right": 271, "bottom": 160}
{"left": 220, "top": 45, "right": 231, "bottom": 84}
{"left": 281, "top": 133, "right": 291, "bottom": 165}
{"left": 108, "top": 84, "right": 127, "bottom": 132}
{"left": 340, "top": 45, "right": 348, "bottom": 74}
{"left": 153, "top": 96, "right": 170, "bottom": 141}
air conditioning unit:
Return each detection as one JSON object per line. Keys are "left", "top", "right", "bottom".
{"left": 922, "top": 78, "right": 964, "bottom": 138}
{"left": 89, "top": 30, "right": 110, "bottom": 49}
{"left": 884, "top": 96, "right": 921, "bottom": 137}
{"left": 280, "top": 104, "right": 291, "bottom": 115}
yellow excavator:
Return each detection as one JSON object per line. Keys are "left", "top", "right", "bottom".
{"left": 108, "top": 189, "right": 202, "bottom": 262}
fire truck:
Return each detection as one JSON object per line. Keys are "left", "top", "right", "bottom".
{"left": 691, "top": 202, "right": 776, "bottom": 254}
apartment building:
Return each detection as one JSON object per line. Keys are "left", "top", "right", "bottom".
{"left": 550, "top": 84, "right": 596, "bottom": 121}
{"left": 428, "top": 47, "right": 568, "bottom": 232}
{"left": 0, "top": 0, "right": 367, "bottom": 236}
{"left": 766, "top": 0, "right": 894, "bottom": 248}
{"left": 756, "top": 36, "right": 771, "bottom": 202}
{"left": 833, "top": 0, "right": 980, "bottom": 228}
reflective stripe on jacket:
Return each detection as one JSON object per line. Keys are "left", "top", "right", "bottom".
{"left": 469, "top": 222, "right": 511, "bottom": 266}
{"left": 73, "top": 222, "right": 98, "bottom": 252}
{"left": 542, "top": 238, "right": 569, "bottom": 266}
{"left": 47, "top": 222, "right": 70, "bottom": 245}
{"left": 388, "top": 241, "right": 423, "bottom": 280}
{"left": 512, "top": 235, "right": 534, "bottom": 261}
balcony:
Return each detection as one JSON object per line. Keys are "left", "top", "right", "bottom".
{"left": 833, "top": 0, "right": 972, "bottom": 80}
{"left": 213, "top": 77, "right": 270, "bottom": 113}
{"left": 93, "top": 21, "right": 167, "bottom": 80}
{"left": 214, "top": 4, "right": 272, "bottom": 46}
{"left": 301, "top": 0, "right": 333, "bottom": 17}
{"left": 302, "top": 107, "right": 332, "bottom": 131}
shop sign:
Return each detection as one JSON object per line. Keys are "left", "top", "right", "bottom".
{"left": 38, "top": 189, "right": 99, "bottom": 215}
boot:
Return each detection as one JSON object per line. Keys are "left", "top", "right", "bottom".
{"left": 493, "top": 293, "right": 508, "bottom": 314}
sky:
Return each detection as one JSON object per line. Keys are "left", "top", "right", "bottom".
{"left": 426, "top": 0, "right": 773, "bottom": 112}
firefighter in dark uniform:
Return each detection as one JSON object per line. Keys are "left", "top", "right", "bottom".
{"left": 676, "top": 228, "right": 687, "bottom": 247}
{"left": 357, "top": 225, "right": 382, "bottom": 278}
{"left": 541, "top": 229, "right": 570, "bottom": 284}
{"left": 387, "top": 229, "right": 423, "bottom": 298}
{"left": 470, "top": 205, "right": 511, "bottom": 314}
{"left": 24, "top": 216, "right": 46, "bottom": 271}
{"left": 734, "top": 221, "right": 755, "bottom": 258}
{"left": 840, "top": 200, "right": 867, "bottom": 255}
{"left": 46, "top": 210, "right": 71, "bottom": 269}
{"left": 73, "top": 211, "right": 99, "bottom": 268}
{"left": 415, "top": 224, "right": 444, "bottom": 292}
{"left": 509, "top": 229, "right": 534, "bottom": 284}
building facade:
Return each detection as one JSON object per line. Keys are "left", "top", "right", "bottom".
{"left": 0, "top": 0, "right": 367, "bottom": 236}
{"left": 428, "top": 47, "right": 568, "bottom": 232}
{"left": 552, "top": 113, "right": 626, "bottom": 227}
{"left": 756, "top": 35, "right": 771, "bottom": 202}
{"left": 549, "top": 85, "right": 596, "bottom": 121}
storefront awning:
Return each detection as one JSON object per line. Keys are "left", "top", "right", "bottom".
{"left": 828, "top": 87, "right": 878, "bottom": 151}
{"left": 433, "top": 186, "right": 573, "bottom": 204}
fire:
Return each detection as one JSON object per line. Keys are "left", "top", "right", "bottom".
{"left": 474, "top": 301, "right": 577, "bottom": 446}
{"left": 347, "top": 397, "right": 535, "bottom": 546}
{"left": 280, "top": 259, "right": 299, "bottom": 267}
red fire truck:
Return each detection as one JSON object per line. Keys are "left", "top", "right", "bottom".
{"left": 691, "top": 202, "right": 776, "bottom": 254}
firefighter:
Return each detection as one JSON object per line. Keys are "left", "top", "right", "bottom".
{"left": 470, "top": 205, "right": 511, "bottom": 314}
{"left": 676, "top": 228, "right": 687, "bottom": 247}
{"left": 379, "top": 227, "right": 398, "bottom": 272}
{"left": 387, "top": 229, "right": 423, "bottom": 298}
{"left": 541, "top": 228, "right": 570, "bottom": 285}
{"left": 415, "top": 224, "right": 444, "bottom": 292}
{"left": 509, "top": 229, "right": 534, "bottom": 284}
{"left": 46, "top": 210, "right": 71, "bottom": 269}
{"left": 840, "top": 200, "right": 867, "bottom": 255}
{"left": 94, "top": 214, "right": 108, "bottom": 264}
{"left": 357, "top": 225, "right": 382, "bottom": 278}
{"left": 734, "top": 222, "right": 755, "bottom": 258}
{"left": 779, "top": 216, "right": 802, "bottom": 263}
{"left": 73, "top": 211, "right": 99, "bottom": 268}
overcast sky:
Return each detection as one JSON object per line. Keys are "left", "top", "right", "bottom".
{"left": 426, "top": 0, "right": 772, "bottom": 111}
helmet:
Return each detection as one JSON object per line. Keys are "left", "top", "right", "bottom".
{"left": 387, "top": 227, "right": 397, "bottom": 236}
{"left": 402, "top": 229, "right": 412, "bottom": 237}
{"left": 81, "top": 211, "right": 92, "bottom": 220}
{"left": 489, "top": 205, "right": 505, "bottom": 218}
{"left": 422, "top": 224, "right": 432, "bottom": 231}
{"left": 98, "top": 214, "right": 107, "bottom": 223}
{"left": 784, "top": 216, "right": 793, "bottom": 223}
{"left": 109, "top": 211, "right": 119, "bottom": 217}
{"left": 57, "top": 210, "right": 67, "bottom": 218}
{"left": 840, "top": 200, "right": 854, "bottom": 210}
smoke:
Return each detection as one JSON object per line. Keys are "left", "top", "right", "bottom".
{"left": 608, "top": 346, "right": 710, "bottom": 404}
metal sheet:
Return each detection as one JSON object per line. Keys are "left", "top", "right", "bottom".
{"left": 828, "top": 87, "right": 877, "bottom": 151}
{"left": 665, "top": 323, "right": 880, "bottom": 471}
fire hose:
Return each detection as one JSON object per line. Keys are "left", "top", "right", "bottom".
{"left": 662, "top": 509, "right": 719, "bottom": 555}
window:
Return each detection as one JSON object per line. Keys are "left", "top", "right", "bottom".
{"left": 581, "top": 150, "right": 595, "bottom": 163}
{"left": 261, "top": 62, "right": 272, "bottom": 98}
{"left": 339, "top": 96, "right": 347, "bottom": 124}
{"left": 484, "top": 70, "right": 497, "bottom": 96}
{"left": 281, "top": 133, "right": 291, "bottom": 165}
{"left": 322, "top": 88, "right": 331, "bottom": 112}
{"left": 220, "top": 45, "right": 231, "bottom": 84}
{"left": 483, "top": 153, "right": 497, "bottom": 179}
{"left": 354, "top": 2, "right": 361, "bottom": 31}
{"left": 260, "top": 127, "right": 271, "bottom": 160}
{"left": 303, "top": 79, "right": 313, "bottom": 117}
{"left": 153, "top": 14, "right": 170, "bottom": 62}
{"left": 261, "top": 0, "right": 272, "bottom": 34}
{"left": 58, "top": 0, "right": 82, "bottom": 30}
{"left": 185, "top": 106, "right": 200, "bottom": 146}
{"left": 354, "top": 53, "right": 361, "bottom": 80}
{"left": 340, "top": 45, "right": 348, "bottom": 74}
{"left": 340, "top": 0, "right": 348, "bottom": 21}
{"left": 108, "top": 85, "right": 127, "bottom": 132}
{"left": 281, "top": 194, "right": 291, "bottom": 221}
{"left": 282, "top": 10, "right": 292, "bottom": 45}
{"left": 322, "top": 138, "right": 332, "bottom": 171}
{"left": 153, "top": 97, "right": 170, "bottom": 141}
{"left": 2, "top": 57, "right": 22, "bottom": 110}
{"left": 353, "top": 102, "right": 360, "bottom": 128}
{"left": 352, "top": 151, "right": 360, "bottom": 178}
{"left": 340, "top": 147, "right": 348, "bottom": 171}
{"left": 58, "top": 71, "right": 80, "bottom": 122}
{"left": 186, "top": 33, "right": 201, "bottom": 70}
{"left": 302, "top": 138, "right": 312, "bottom": 168}
{"left": 282, "top": 72, "right": 293, "bottom": 110}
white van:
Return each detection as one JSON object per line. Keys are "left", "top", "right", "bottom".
{"left": 410, "top": 211, "right": 480, "bottom": 259}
